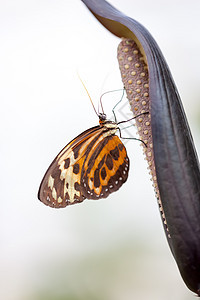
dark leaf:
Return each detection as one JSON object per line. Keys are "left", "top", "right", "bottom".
{"left": 81, "top": 0, "right": 200, "bottom": 295}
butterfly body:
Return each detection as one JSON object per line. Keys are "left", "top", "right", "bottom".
{"left": 38, "top": 115, "right": 129, "bottom": 208}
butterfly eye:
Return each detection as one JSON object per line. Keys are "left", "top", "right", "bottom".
{"left": 98, "top": 113, "right": 107, "bottom": 121}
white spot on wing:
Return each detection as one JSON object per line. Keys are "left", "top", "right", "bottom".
{"left": 48, "top": 175, "right": 54, "bottom": 190}
{"left": 57, "top": 196, "right": 63, "bottom": 203}
{"left": 60, "top": 168, "right": 67, "bottom": 180}
{"left": 52, "top": 187, "right": 57, "bottom": 200}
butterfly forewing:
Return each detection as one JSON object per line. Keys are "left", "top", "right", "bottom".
{"left": 38, "top": 121, "right": 129, "bottom": 208}
{"left": 38, "top": 125, "right": 103, "bottom": 208}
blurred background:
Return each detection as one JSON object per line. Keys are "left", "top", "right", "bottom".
{"left": 1, "top": 0, "right": 200, "bottom": 299}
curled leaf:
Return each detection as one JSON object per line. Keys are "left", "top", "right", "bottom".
{"left": 81, "top": 0, "right": 200, "bottom": 295}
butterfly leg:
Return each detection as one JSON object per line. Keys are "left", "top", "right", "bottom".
{"left": 118, "top": 127, "right": 147, "bottom": 147}
{"left": 112, "top": 87, "right": 125, "bottom": 123}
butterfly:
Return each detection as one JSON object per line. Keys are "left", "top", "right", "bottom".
{"left": 38, "top": 87, "right": 147, "bottom": 208}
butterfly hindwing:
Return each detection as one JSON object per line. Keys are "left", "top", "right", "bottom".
{"left": 81, "top": 135, "right": 129, "bottom": 199}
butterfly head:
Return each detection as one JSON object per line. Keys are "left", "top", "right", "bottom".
{"left": 98, "top": 113, "right": 107, "bottom": 125}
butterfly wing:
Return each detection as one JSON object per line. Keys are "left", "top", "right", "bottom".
{"left": 81, "top": 135, "right": 129, "bottom": 199}
{"left": 38, "top": 125, "right": 104, "bottom": 208}
{"left": 38, "top": 124, "right": 129, "bottom": 208}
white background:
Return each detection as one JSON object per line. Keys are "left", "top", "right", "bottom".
{"left": 1, "top": 0, "right": 200, "bottom": 299}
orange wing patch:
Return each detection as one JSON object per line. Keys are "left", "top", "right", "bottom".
{"left": 81, "top": 135, "right": 129, "bottom": 199}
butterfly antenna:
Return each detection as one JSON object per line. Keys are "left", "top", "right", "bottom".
{"left": 100, "top": 88, "right": 125, "bottom": 116}
{"left": 99, "top": 93, "right": 105, "bottom": 114}
{"left": 77, "top": 73, "right": 98, "bottom": 117}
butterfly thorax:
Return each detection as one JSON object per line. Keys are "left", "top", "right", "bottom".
{"left": 98, "top": 114, "right": 118, "bottom": 136}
